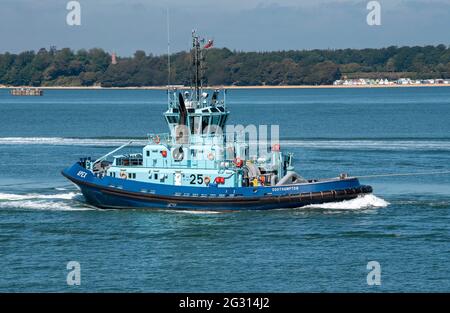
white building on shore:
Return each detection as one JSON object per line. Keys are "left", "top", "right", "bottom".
{"left": 334, "top": 78, "right": 450, "bottom": 86}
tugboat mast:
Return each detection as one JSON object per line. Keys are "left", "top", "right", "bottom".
{"left": 192, "top": 31, "right": 203, "bottom": 101}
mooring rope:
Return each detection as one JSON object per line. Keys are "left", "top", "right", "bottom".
{"left": 355, "top": 170, "right": 450, "bottom": 179}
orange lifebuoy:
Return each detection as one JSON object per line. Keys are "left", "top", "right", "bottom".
{"left": 153, "top": 135, "right": 161, "bottom": 144}
{"left": 204, "top": 176, "right": 211, "bottom": 185}
{"left": 120, "top": 171, "right": 127, "bottom": 179}
{"left": 207, "top": 152, "right": 215, "bottom": 161}
{"left": 260, "top": 175, "right": 266, "bottom": 184}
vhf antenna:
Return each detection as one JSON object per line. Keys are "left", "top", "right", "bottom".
{"left": 166, "top": 8, "right": 171, "bottom": 89}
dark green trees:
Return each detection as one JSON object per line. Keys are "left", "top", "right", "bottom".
{"left": 0, "top": 45, "right": 449, "bottom": 87}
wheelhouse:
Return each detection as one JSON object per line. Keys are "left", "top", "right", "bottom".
{"left": 164, "top": 89, "right": 229, "bottom": 138}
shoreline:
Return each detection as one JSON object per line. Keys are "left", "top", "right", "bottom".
{"left": 1, "top": 84, "right": 450, "bottom": 90}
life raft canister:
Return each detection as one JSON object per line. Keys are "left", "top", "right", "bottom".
{"left": 233, "top": 157, "right": 244, "bottom": 167}
{"left": 120, "top": 171, "right": 127, "bottom": 179}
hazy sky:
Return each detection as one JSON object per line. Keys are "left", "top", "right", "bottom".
{"left": 1, "top": 0, "right": 449, "bottom": 56}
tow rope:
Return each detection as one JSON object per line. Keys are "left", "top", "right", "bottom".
{"left": 355, "top": 170, "right": 450, "bottom": 179}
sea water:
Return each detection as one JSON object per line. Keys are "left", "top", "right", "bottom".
{"left": 0, "top": 87, "right": 449, "bottom": 292}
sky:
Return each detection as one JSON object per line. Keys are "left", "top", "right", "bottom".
{"left": 0, "top": 0, "right": 449, "bottom": 56}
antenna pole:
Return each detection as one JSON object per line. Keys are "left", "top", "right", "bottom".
{"left": 167, "top": 8, "right": 171, "bottom": 89}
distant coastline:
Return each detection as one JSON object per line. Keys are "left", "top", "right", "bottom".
{"left": 1, "top": 84, "right": 450, "bottom": 90}
{"left": 2, "top": 45, "right": 450, "bottom": 88}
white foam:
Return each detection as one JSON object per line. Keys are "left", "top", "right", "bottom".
{"left": 1, "top": 137, "right": 449, "bottom": 151}
{"left": 281, "top": 140, "right": 450, "bottom": 151}
{"left": 0, "top": 199, "right": 93, "bottom": 211}
{"left": 0, "top": 137, "right": 146, "bottom": 147}
{"left": 302, "top": 194, "right": 389, "bottom": 210}
{"left": 0, "top": 192, "right": 94, "bottom": 211}
{"left": 0, "top": 192, "right": 78, "bottom": 201}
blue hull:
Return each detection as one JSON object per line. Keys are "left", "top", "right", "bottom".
{"left": 62, "top": 162, "right": 372, "bottom": 211}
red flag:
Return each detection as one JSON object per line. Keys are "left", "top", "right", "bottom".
{"left": 203, "top": 39, "right": 214, "bottom": 49}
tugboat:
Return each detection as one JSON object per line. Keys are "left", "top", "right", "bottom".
{"left": 62, "top": 32, "right": 372, "bottom": 211}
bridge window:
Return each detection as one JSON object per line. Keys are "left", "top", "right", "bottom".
{"left": 211, "top": 115, "right": 220, "bottom": 125}
{"left": 220, "top": 114, "right": 228, "bottom": 128}
{"left": 189, "top": 116, "right": 195, "bottom": 134}
{"left": 187, "top": 115, "right": 203, "bottom": 135}
{"left": 201, "top": 116, "right": 210, "bottom": 132}
{"left": 166, "top": 115, "right": 179, "bottom": 124}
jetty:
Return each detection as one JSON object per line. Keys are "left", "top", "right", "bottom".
{"left": 10, "top": 88, "right": 43, "bottom": 96}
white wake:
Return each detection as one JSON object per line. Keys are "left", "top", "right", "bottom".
{"left": 1, "top": 137, "right": 449, "bottom": 151}
{"left": 302, "top": 194, "right": 389, "bottom": 210}
{"left": 0, "top": 192, "right": 93, "bottom": 211}
{"left": 0, "top": 192, "right": 78, "bottom": 201}
{"left": 0, "top": 137, "right": 146, "bottom": 147}
{"left": 281, "top": 140, "right": 450, "bottom": 151}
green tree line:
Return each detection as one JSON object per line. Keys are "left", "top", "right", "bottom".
{"left": 1, "top": 45, "right": 450, "bottom": 87}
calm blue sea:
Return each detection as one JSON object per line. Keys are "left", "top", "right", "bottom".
{"left": 0, "top": 87, "right": 449, "bottom": 292}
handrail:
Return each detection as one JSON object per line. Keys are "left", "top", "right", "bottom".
{"left": 93, "top": 140, "right": 133, "bottom": 165}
